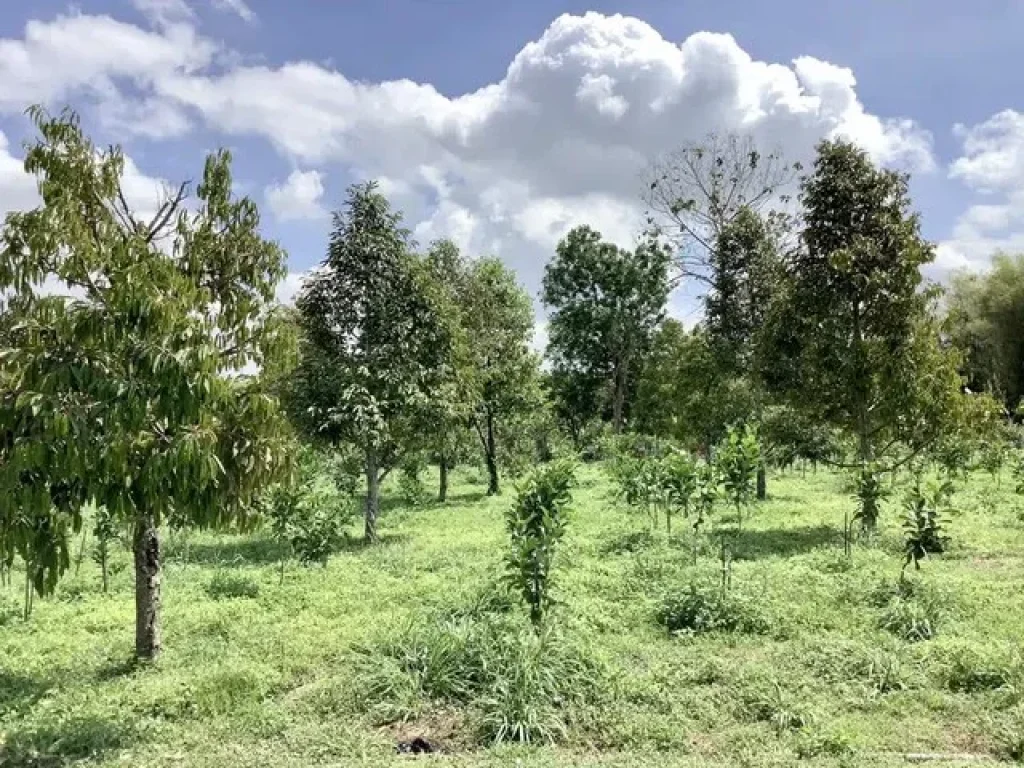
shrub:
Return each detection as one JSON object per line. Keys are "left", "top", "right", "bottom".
{"left": 656, "top": 583, "right": 770, "bottom": 636}
{"left": 505, "top": 460, "right": 576, "bottom": 627}
{"left": 398, "top": 459, "right": 430, "bottom": 507}
{"left": 901, "top": 477, "right": 952, "bottom": 578}
{"left": 206, "top": 572, "right": 260, "bottom": 600}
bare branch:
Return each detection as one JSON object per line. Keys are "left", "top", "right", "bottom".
{"left": 144, "top": 181, "right": 190, "bottom": 243}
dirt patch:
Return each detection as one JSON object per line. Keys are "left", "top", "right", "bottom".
{"left": 383, "top": 708, "right": 467, "bottom": 754}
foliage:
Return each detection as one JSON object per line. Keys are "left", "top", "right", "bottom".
{"left": 291, "top": 181, "right": 455, "bottom": 540}
{"left": 0, "top": 107, "right": 291, "bottom": 659}
{"left": 901, "top": 477, "right": 953, "bottom": 577}
{"left": 504, "top": 460, "right": 576, "bottom": 626}
{"left": 460, "top": 258, "right": 541, "bottom": 496}
{"left": 634, "top": 320, "right": 758, "bottom": 451}
{"left": 760, "top": 139, "right": 965, "bottom": 471}
{"left": 90, "top": 505, "right": 119, "bottom": 594}
{"left": 945, "top": 252, "right": 1024, "bottom": 411}
{"left": 656, "top": 582, "right": 770, "bottom": 636}
{"left": 262, "top": 446, "right": 353, "bottom": 570}
{"left": 715, "top": 424, "right": 762, "bottom": 529}
{"left": 851, "top": 464, "right": 887, "bottom": 535}
{"left": 543, "top": 225, "right": 671, "bottom": 431}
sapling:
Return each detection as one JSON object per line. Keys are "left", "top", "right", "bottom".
{"left": 661, "top": 450, "right": 697, "bottom": 537}
{"left": 504, "top": 460, "right": 576, "bottom": 628}
{"left": 716, "top": 424, "right": 761, "bottom": 533}
{"left": 901, "top": 477, "right": 951, "bottom": 581}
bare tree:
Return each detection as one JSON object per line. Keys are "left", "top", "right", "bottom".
{"left": 642, "top": 133, "right": 799, "bottom": 285}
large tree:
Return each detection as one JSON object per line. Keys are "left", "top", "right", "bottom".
{"left": 462, "top": 258, "right": 539, "bottom": 495}
{"left": 643, "top": 132, "right": 798, "bottom": 284}
{"left": 0, "top": 107, "right": 291, "bottom": 660}
{"left": 945, "top": 252, "right": 1024, "bottom": 412}
{"left": 543, "top": 226, "right": 671, "bottom": 432}
{"left": 293, "top": 182, "right": 454, "bottom": 540}
{"left": 760, "top": 139, "right": 963, "bottom": 473}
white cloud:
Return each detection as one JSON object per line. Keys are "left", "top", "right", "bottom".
{"left": 0, "top": 8, "right": 942, "bottom": 305}
{"left": 0, "top": 131, "right": 39, "bottom": 219}
{"left": 265, "top": 170, "right": 327, "bottom": 221}
{"left": 938, "top": 110, "right": 1024, "bottom": 273}
{"left": 212, "top": 0, "right": 256, "bottom": 24}
{"left": 132, "top": 0, "right": 195, "bottom": 28}
{"left": 275, "top": 271, "right": 307, "bottom": 306}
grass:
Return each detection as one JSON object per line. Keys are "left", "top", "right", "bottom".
{"left": 2, "top": 463, "right": 1024, "bottom": 766}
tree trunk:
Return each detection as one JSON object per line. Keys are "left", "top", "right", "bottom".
{"left": 365, "top": 445, "right": 380, "bottom": 542}
{"left": 438, "top": 458, "right": 449, "bottom": 503}
{"left": 485, "top": 411, "right": 499, "bottom": 496}
{"left": 133, "top": 512, "right": 162, "bottom": 661}
{"left": 612, "top": 361, "right": 627, "bottom": 433}
{"left": 756, "top": 463, "right": 766, "bottom": 501}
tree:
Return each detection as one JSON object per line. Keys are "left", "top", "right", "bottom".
{"left": 760, "top": 139, "right": 964, "bottom": 523}
{"left": 643, "top": 132, "right": 797, "bottom": 284}
{"left": 462, "top": 258, "right": 540, "bottom": 495}
{"left": 543, "top": 226, "right": 671, "bottom": 432}
{"left": 945, "top": 253, "right": 1024, "bottom": 411}
{"left": 293, "top": 182, "right": 453, "bottom": 540}
{"left": 421, "top": 240, "right": 475, "bottom": 502}
{"left": 0, "top": 107, "right": 291, "bottom": 660}
{"left": 633, "top": 320, "right": 756, "bottom": 453}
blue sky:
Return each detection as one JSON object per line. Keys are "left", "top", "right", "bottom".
{"left": 0, "top": 0, "right": 1022, "bottom": 322}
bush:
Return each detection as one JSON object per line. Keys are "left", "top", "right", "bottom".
{"left": 656, "top": 583, "right": 770, "bottom": 636}
{"left": 206, "top": 572, "right": 260, "bottom": 600}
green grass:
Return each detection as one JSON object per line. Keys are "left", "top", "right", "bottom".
{"left": 3, "top": 464, "right": 1024, "bottom": 766}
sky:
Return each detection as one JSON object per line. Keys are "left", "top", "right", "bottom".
{"left": 0, "top": 0, "right": 1022, "bottom": 336}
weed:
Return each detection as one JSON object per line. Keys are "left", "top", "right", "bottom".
{"left": 205, "top": 572, "right": 260, "bottom": 600}
{"left": 656, "top": 582, "right": 771, "bottom": 636}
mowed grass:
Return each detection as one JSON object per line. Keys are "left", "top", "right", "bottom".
{"left": 2, "top": 464, "right": 1024, "bottom": 767}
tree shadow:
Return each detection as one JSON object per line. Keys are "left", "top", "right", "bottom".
{"left": 0, "top": 670, "right": 51, "bottom": 719}
{"left": 733, "top": 524, "right": 839, "bottom": 560}
{"left": 436, "top": 490, "right": 488, "bottom": 506}
{"left": 168, "top": 534, "right": 288, "bottom": 568}
{"left": 0, "top": 714, "right": 136, "bottom": 767}
{"left": 334, "top": 531, "right": 409, "bottom": 553}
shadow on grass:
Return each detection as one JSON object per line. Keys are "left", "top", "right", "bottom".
{"left": 0, "top": 670, "right": 51, "bottom": 718}
{"left": 335, "top": 531, "right": 409, "bottom": 553}
{"left": 734, "top": 524, "right": 839, "bottom": 560}
{"left": 0, "top": 714, "right": 136, "bottom": 767}
{"left": 168, "top": 534, "right": 289, "bottom": 568}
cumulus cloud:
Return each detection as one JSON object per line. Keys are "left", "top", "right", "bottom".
{"left": 937, "top": 110, "right": 1024, "bottom": 273}
{"left": 265, "top": 170, "right": 327, "bottom": 221}
{"left": 0, "top": 8, "right": 943, "bottom": 305}
{"left": 0, "top": 131, "right": 39, "bottom": 218}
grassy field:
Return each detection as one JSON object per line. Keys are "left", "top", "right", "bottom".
{"left": 2, "top": 463, "right": 1024, "bottom": 767}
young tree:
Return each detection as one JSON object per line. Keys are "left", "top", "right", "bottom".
{"left": 0, "top": 107, "right": 291, "bottom": 660}
{"left": 421, "top": 240, "right": 475, "bottom": 502}
{"left": 760, "top": 139, "right": 964, "bottom": 525}
{"left": 462, "top": 258, "right": 540, "bottom": 495}
{"left": 706, "top": 207, "right": 786, "bottom": 498}
{"left": 293, "top": 182, "right": 454, "bottom": 540}
{"left": 543, "top": 226, "right": 671, "bottom": 432}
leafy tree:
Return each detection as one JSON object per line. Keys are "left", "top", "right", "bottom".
{"left": 462, "top": 258, "right": 541, "bottom": 495}
{"left": 643, "top": 132, "right": 798, "bottom": 284}
{"left": 945, "top": 253, "right": 1024, "bottom": 411}
{"left": 504, "top": 459, "right": 576, "bottom": 627}
{"left": 760, "top": 139, "right": 964, "bottom": 528}
{"left": 543, "top": 225, "right": 671, "bottom": 432}
{"left": 0, "top": 107, "right": 291, "bottom": 659}
{"left": 715, "top": 424, "right": 762, "bottom": 533}
{"left": 420, "top": 240, "right": 477, "bottom": 502}
{"left": 293, "top": 182, "right": 455, "bottom": 539}
{"left": 634, "top": 320, "right": 756, "bottom": 453}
